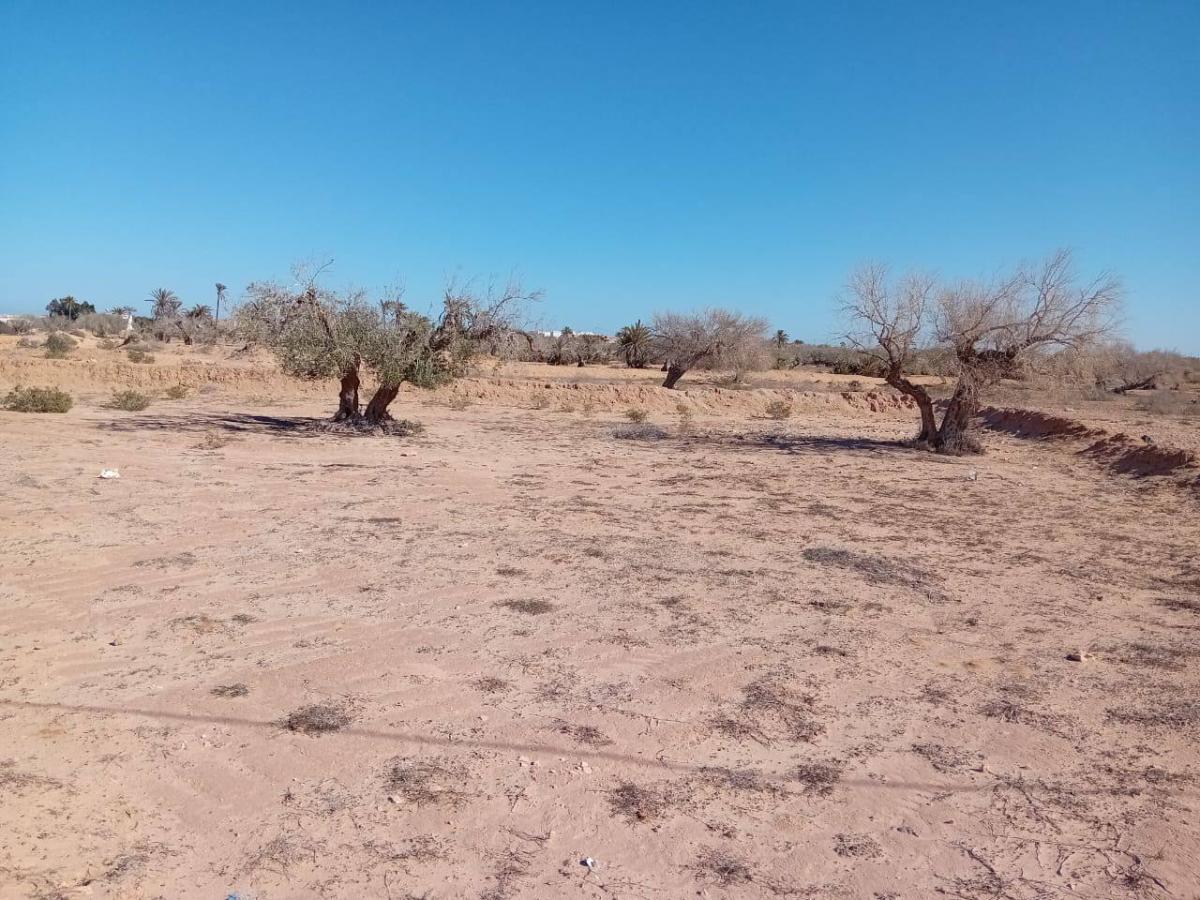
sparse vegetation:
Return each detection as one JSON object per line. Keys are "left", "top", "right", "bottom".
{"left": 108, "top": 390, "right": 152, "bottom": 411}
{"left": 624, "top": 407, "right": 649, "bottom": 423}
{"left": 43, "top": 332, "right": 77, "bottom": 358}
{"left": 126, "top": 348, "right": 155, "bottom": 363}
{"left": 3, "top": 385, "right": 73, "bottom": 413}
{"left": 283, "top": 702, "right": 352, "bottom": 735}
{"left": 764, "top": 398, "right": 793, "bottom": 420}
{"left": 164, "top": 384, "right": 190, "bottom": 400}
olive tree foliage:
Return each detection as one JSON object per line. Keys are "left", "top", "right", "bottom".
{"left": 843, "top": 249, "right": 1122, "bottom": 453}
{"left": 237, "top": 266, "right": 536, "bottom": 426}
{"left": 651, "top": 308, "right": 770, "bottom": 389}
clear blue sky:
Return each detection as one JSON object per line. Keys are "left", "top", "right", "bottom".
{"left": 2, "top": 1, "right": 1197, "bottom": 351}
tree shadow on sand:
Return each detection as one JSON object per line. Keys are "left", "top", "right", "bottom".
{"left": 97, "top": 412, "right": 416, "bottom": 439}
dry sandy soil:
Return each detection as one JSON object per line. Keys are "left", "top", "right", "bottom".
{"left": 2, "top": 339, "right": 1199, "bottom": 899}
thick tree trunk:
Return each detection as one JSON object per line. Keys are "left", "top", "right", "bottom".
{"left": 886, "top": 373, "right": 937, "bottom": 445}
{"left": 662, "top": 365, "right": 686, "bottom": 389}
{"left": 334, "top": 368, "right": 361, "bottom": 421}
{"left": 935, "top": 370, "right": 983, "bottom": 454}
{"left": 363, "top": 384, "right": 400, "bottom": 424}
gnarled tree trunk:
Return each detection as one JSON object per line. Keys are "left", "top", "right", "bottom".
{"left": 363, "top": 383, "right": 400, "bottom": 425}
{"left": 662, "top": 364, "right": 686, "bottom": 389}
{"left": 334, "top": 368, "right": 361, "bottom": 421}
{"left": 934, "top": 368, "right": 983, "bottom": 454}
{"left": 886, "top": 372, "right": 937, "bottom": 446}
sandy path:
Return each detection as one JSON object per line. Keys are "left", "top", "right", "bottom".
{"left": 1, "top": 395, "right": 1197, "bottom": 898}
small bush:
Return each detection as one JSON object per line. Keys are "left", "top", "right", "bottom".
{"left": 531, "top": 393, "right": 551, "bottom": 410}
{"left": 8, "top": 318, "right": 34, "bottom": 335}
{"left": 68, "top": 328, "right": 86, "bottom": 338}
{"left": 764, "top": 399, "right": 793, "bottom": 420}
{"left": 613, "top": 423, "right": 669, "bottom": 441}
{"left": 676, "top": 401, "right": 695, "bottom": 434}
{"left": 17, "top": 336, "right": 39, "bottom": 349}
{"left": 625, "top": 407, "right": 649, "bottom": 423}
{"left": 126, "top": 349, "right": 155, "bottom": 364}
{"left": 109, "top": 390, "right": 152, "bottom": 411}
{"left": 580, "top": 397, "right": 597, "bottom": 417}
{"left": 447, "top": 394, "right": 472, "bottom": 411}
{"left": 43, "top": 332, "right": 77, "bottom": 359}
{"left": 3, "top": 385, "right": 73, "bottom": 413}
{"left": 165, "top": 384, "right": 190, "bottom": 400}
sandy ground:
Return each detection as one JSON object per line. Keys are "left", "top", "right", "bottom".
{"left": 2, "top": 344, "right": 1199, "bottom": 899}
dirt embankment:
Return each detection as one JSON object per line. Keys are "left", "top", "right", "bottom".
{"left": 0, "top": 345, "right": 919, "bottom": 419}
{"left": 981, "top": 406, "right": 1199, "bottom": 484}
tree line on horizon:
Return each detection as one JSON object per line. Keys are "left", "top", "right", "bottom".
{"left": 8, "top": 249, "right": 1197, "bottom": 452}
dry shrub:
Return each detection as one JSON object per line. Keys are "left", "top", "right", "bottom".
{"left": 194, "top": 431, "right": 232, "bottom": 450}
{"left": 447, "top": 393, "right": 472, "bottom": 410}
{"left": 211, "top": 683, "right": 250, "bottom": 698}
{"left": 554, "top": 720, "right": 613, "bottom": 746}
{"left": 3, "top": 385, "right": 73, "bottom": 413}
{"left": 473, "top": 676, "right": 512, "bottom": 693}
{"left": 498, "top": 598, "right": 555, "bottom": 615}
{"left": 384, "top": 757, "right": 471, "bottom": 806}
{"left": 126, "top": 348, "right": 155, "bottom": 364}
{"left": 715, "top": 673, "right": 824, "bottom": 744}
{"left": 608, "top": 781, "right": 672, "bottom": 823}
{"left": 530, "top": 393, "right": 551, "bottom": 410}
{"left": 43, "top": 332, "right": 77, "bottom": 358}
{"left": 283, "top": 702, "right": 352, "bottom": 735}
{"left": 764, "top": 398, "right": 793, "bottom": 420}
{"left": 801, "top": 545, "right": 942, "bottom": 597}
{"left": 833, "top": 832, "right": 882, "bottom": 859}
{"left": 624, "top": 407, "right": 649, "bottom": 422}
{"left": 108, "top": 390, "right": 152, "bottom": 411}
{"left": 1135, "top": 391, "right": 1200, "bottom": 418}
{"left": 693, "top": 847, "right": 754, "bottom": 886}
{"left": 165, "top": 384, "right": 190, "bottom": 400}
{"left": 613, "top": 423, "right": 669, "bottom": 441}
{"left": 791, "top": 761, "right": 842, "bottom": 796}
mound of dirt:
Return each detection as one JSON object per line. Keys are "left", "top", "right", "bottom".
{"left": 1080, "top": 434, "right": 1198, "bottom": 478}
{"left": 979, "top": 407, "right": 1105, "bottom": 440}
{"left": 981, "top": 405, "right": 1198, "bottom": 483}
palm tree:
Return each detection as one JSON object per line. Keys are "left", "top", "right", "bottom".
{"left": 186, "top": 304, "right": 212, "bottom": 320}
{"left": 615, "top": 320, "right": 652, "bottom": 368}
{"left": 214, "top": 283, "right": 227, "bottom": 322}
{"left": 773, "top": 329, "right": 789, "bottom": 348}
{"left": 147, "top": 288, "right": 182, "bottom": 321}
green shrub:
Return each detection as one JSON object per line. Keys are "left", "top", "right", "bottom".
{"left": 3, "top": 385, "right": 73, "bottom": 413}
{"left": 109, "top": 390, "right": 152, "bottom": 411}
{"left": 126, "top": 349, "right": 155, "bottom": 364}
{"left": 164, "top": 384, "right": 190, "bottom": 400}
{"left": 43, "top": 332, "right": 78, "bottom": 359}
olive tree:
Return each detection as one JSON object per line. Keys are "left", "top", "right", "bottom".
{"left": 844, "top": 249, "right": 1122, "bottom": 453}
{"left": 237, "top": 267, "right": 535, "bottom": 427}
{"left": 651, "top": 308, "right": 769, "bottom": 389}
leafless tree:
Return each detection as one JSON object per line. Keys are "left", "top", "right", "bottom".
{"left": 651, "top": 308, "right": 769, "bottom": 389}
{"left": 844, "top": 249, "right": 1122, "bottom": 453}
{"left": 842, "top": 264, "right": 940, "bottom": 442}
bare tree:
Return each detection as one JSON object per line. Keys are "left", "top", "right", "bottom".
{"left": 844, "top": 249, "right": 1122, "bottom": 453}
{"left": 842, "top": 264, "right": 939, "bottom": 442}
{"left": 651, "top": 308, "right": 769, "bottom": 389}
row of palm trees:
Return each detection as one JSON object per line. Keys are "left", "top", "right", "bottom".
{"left": 145, "top": 284, "right": 226, "bottom": 322}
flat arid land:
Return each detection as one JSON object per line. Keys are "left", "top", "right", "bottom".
{"left": 3, "top": 339, "right": 1199, "bottom": 899}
